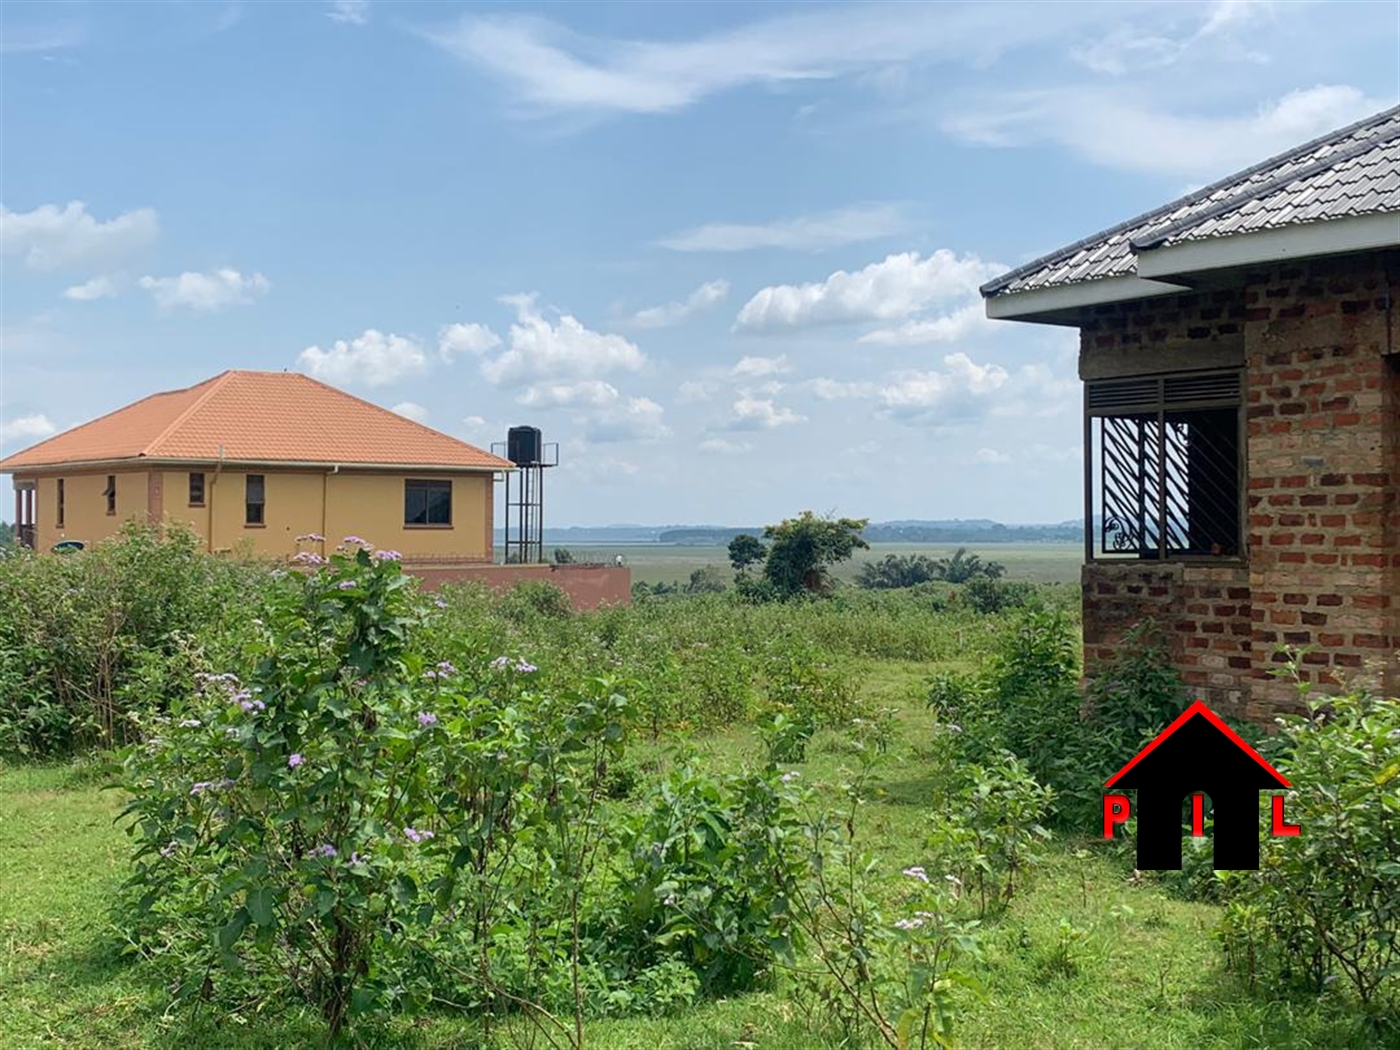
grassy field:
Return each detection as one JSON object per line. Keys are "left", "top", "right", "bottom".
{"left": 561, "top": 543, "right": 1084, "bottom": 587}
{"left": 0, "top": 656, "right": 1377, "bottom": 1049}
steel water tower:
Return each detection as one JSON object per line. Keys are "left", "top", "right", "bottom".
{"left": 493, "top": 426, "right": 557, "bottom": 564}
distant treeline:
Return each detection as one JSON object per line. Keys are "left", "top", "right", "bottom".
{"left": 658, "top": 521, "right": 1083, "bottom": 546}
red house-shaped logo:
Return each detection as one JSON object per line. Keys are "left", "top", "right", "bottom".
{"left": 1102, "top": 701, "right": 1295, "bottom": 869}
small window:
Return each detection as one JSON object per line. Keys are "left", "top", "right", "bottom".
{"left": 57, "top": 478, "right": 66, "bottom": 528}
{"left": 404, "top": 479, "right": 452, "bottom": 526}
{"left": 1087, "top": 370, "right": 1242, "bottom": 560}
{"left": 245, "top": 474, "right": 265, "bottom": 526}
{"left": 103, "top": 475, "right": 117, "bottom": 515}
{"left": 189, "top": 472, "right": 206, "bottom": 507}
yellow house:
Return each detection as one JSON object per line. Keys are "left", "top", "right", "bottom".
{"left": 1, "top": 370, "right": 513, "bottom": 562}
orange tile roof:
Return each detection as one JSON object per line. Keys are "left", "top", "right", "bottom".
{"left": 0, "top": 371, "right": 513, "bottom": 472}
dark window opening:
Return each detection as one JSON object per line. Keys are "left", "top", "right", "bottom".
{"left": 103, "top": 475, "right": 117, "bottom": 515}
{"left": 245, "top": 474, "right": 265, "bottom": 526}
{"left": 57, "top": 478, "right": 66, "bottom": 528}
{"left": 404, "top": 479, "right": 452, "bottom": 526}
{"left": 1087, "top": 370, "right": 1242, "bottom": 560}
{"left": 189, "top": 472, "right": 206, "bottom": 506}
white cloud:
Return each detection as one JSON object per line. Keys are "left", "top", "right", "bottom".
{"left": 722, "top": 396, "right": 805, "bottom": 431}
{"left": 859, "top": 302, "right": 991, "bottom": 346}
{"left": 1, "top": 413, "right": 57, "bottom": 443}
{"left": 438, "top": 322, "right": 502, "bottom": 361}
{"left": 731, "top": 355, "right": 791, "bottom": 379}
{"left": 62, "top": 276, "right": 118, "bottom": 301}
{"left": 328, "top": 0, "right": 370, "bottom": 25}
{"left": 877, "top": 352, "right": 1010, "bottom": 426}
{"left": 630, "top": 279, "right": 729, "bottom": 328}
{"left": 1, "top": 201, "right": 157, "bottom": 272}
{"left": 974, "top": 447, "right": 1012, "bottom": 465}
{"left": 459, "top": 415, "right": 499, "bottom": 446}
{"left": 1025, "top": 443, "right": 1083, "bottom": 463}
{"left": 479, "top": 293, "right": 646, "bottom": 385}
{"left": 298, "top": 329, "right": 430, "bottom": 387}
{"left": 0, "top": 20, "right": 86, "bottom": 54}
{"left": 517, "top": 379, "right": 620, "bottom": 408}
{"left": 659, "top": 204, "right": 904, "bottom": 252}
{"left": 699, "top": 438, "right": 753, "bottom": 456}
{"left": 676, "top": 379, "right": 718, "bottom": 404}
{"left": 583, "top": 396, "right": 669, "bottom": 443}
{"left": 391, "top": 401, "right": 429, "bottom": 423}
{"left": 422, "top": 5, "right": 1112, "bottom": 116}
{"left": 735, "top": 250, "right": 1001, "bottom": 332}
{"left": 139, "top": 268, "right": 270, "bottom": 312}
{"left": 945, "top": 84, "right": 1386, "bottom": 179}
{"left": 807, "top": 377, "right": 877, "bottom": 401}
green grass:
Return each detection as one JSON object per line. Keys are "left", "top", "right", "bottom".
{"left": 564, "top": 543, "right": 1084, "bottom": 587}
{"left": 0, "top": 660, "right": 1386, "bottom": 1049}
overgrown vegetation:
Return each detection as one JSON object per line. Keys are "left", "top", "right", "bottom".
{"left": 0, "top": 528, "right": 1394, "bottom": 1046}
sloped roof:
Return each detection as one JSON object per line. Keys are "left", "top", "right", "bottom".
{"left": 0, "top": 371, "right": 513, "bottom": 472}
{"left": 983, "top": 105, "right": 1400, "bottom": 298}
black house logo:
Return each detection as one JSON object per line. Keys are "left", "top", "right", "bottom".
{"left": 1102, "top": 701, "right": 1298, "bottom": 870}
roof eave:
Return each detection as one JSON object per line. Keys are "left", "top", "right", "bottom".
{"left": 1134, "top": 211, "right": 1400, "bottom": 282}
{"left": 983, "top": 274, "right": 1191, "bottom": 326}
{"left": 0, "top": 455, "right": 514, "bottom": 475}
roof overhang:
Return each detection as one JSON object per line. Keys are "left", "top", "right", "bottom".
{"left": 0, "top": 456, "right": 513, "bottom": 476}
{"left": 1134, "top": 211, "right": 1400, "bottom": 281}
{"left": 983, "top": 274, "right": 1191, "bottom": 326}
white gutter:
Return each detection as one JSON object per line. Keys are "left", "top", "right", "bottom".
{"left": 984, "top": 274, "right": 1190, "bottom": 324}
{"left": 1134, "top": 211, "right": 1400, "bottom": 280}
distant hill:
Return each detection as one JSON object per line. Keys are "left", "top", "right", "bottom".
{"left": 509, "top": 519, "right": 1085, "bottom": 546}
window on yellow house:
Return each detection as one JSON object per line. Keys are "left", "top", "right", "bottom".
{"left": 57, "top": 479, "right": 66, "bottom": 527}
{"left": 404, "top": 479, "right": 451, "bottom": 526}
{"left": 189, "top": 472, "right": 205, "bottom": 506}
{"left": 245, "top": 474, "right": 265, "bottom": 526}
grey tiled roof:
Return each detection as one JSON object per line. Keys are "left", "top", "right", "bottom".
{"left": 983, "top": 105, "right": 1400, "bottom": 298}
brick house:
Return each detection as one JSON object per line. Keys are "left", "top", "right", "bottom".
{"left": 981, "top": 106, "right": 1400, "bottom": 720}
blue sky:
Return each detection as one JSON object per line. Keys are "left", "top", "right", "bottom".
{"left": 3, "top": 0, "right": 1397, "bottom": 526}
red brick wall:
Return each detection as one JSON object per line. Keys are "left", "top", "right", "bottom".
{"left": 1078, "top": 250, "right": 1399, "bottom": 721}
{"left": 1083, "top": 563, "right": 1253, "bottom": 719}
{"left": 408, "top": 563, "right": 631, "bottom": 611}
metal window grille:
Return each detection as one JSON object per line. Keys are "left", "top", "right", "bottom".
{"left": 1085, "top": 370, "right": 1243, "bottom": 561}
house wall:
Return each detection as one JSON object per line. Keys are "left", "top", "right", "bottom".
{"left": 27, "top": 467, "right": 496, "bottom": 563}
{"left": 1077, "top": 249, "right": 1400, "bottom": 721}
{"left": 35, "top": 469, "right": 151, "bottom": 551}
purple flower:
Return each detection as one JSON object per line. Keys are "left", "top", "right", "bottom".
{"left": 178, "top": 718, "right": 202, "bottom": 728}
{"left": 436, "top": 661, "right": 456, "bottom": 675}
{"left": 403, "top": 827, "right": 435, "bottom": 844}
{"left": 190, "top": 778, "right": 236, "bottom": 796}
{"left": 490, "top": 656, "right": 512, "bottom": 671}
{"left": 240, "top": 698, "right": 267, "bottom": 713}
{"left": 310, "top": 843, "right": 337, "bottom": 859}
{"left": 288, "top": 753, "right": 305, "bottom": 768}
{"left": 372, "top": 549, "right": 402, "bottom": 562}
{"left": 295, "top": 533, "right": 326, "bottom": 543}
{"left": 292, "top": 551, "right": 325, "bottom": 566}
{"left": 894, "top": 917, "right": 925, "bottom": 930}
{"left": 780, "top": 771, "right": 800, "bottom": 783}
{"left": 433, "top": 599, "right": 448, "bottom": 609}
{"left": 341, "top": 535, "right": 373, "bottom": 549}
{"left": 902, "top": 866, "right": 930, "bottom": 884}
{"left": 514, "top": 660, "right": 537, "bottom": 674}
{"left": 417, "top": 712, "right": 438, "bottom": 728}
{"left": 337, "top": 579, "right": 356, "bottom": 590}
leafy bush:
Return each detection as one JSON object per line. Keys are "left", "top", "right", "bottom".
{"left": 1218, "top": 680, "right": 1400, "bottom": 1012}
{"left": 855, "top": 553, "right": 942, "bottom": 590}
{"left": 0, "top": 523, "right": 267, "bottom": 756}
{"left": 960, "top": 577, "right": 1036, "bottom": 614}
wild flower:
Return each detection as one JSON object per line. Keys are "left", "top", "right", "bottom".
{"left": 291, "top": 551, "right": 325, "bottom": 566}
{"left": 160, "top": 841, "right": 179, "bottom": 858}
{"left": 490, "top": 656, "right": 513, "bottom": 671}
{"left": 435, "top": 661, "right": 456, "bottom": 676}
{"left": 310, "top": 844, "right": 337, "bottom": 859}
{"left": 190, "top": 779, "right": 235, "bottom": 796}
{"left": 903, "top": 866, "right": 930, "bottom": 883}
{"left": 780, "top": 771, "right": 801, "bottom": 783}
{"left": 515, "top": 660, "right": 537, "bottom": 674}
{"left": 288, "top": 753, "right": 305, "bottom": 768}
{"left": 372, "top": 549, "right": 402, "bottom": 562}
{"left": 178, "top": 718, "right": 202, "bottom": 728}
{"left": 295, "top": 533, "right": 326, "bottom": 543}
{"left": 416, "top": 712, "right": 438, "bottom": 727}
{"left": 240, "top": 698, "right": 267, "bottom": 713}
{"left": 894, "top": 917, "right": 926, "bottom": 930}
{"left": 433, "top": 599, "right": 448, "bottom": 609}
{"left": 403, "top": 827, "right": 435, "bottom": 844}
{"left": 337, "top": 580, "right": 356, "bottom": 591}
{"left": 341, "top": 535, "right": 373, "bottom": 548}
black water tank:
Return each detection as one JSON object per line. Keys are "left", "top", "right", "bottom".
{"left": 507, "top": 426, "right": 542, "bottom": 465}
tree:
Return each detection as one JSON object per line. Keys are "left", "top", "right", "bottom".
{"left": 933, "top": 547, "right": 1005, "bottom": 583}
{"left": 761, "top": 512, "right": 869, "bottom": 597}
{"left": 552, "top": 547, "right": 575, "bottom": 565}
{"left": 855, "top": 553, "right": 941, "bottom": 590}
{"left": 685, "top": 565, "right": 728, "bottom": 595}
{"left": 727, "top": 533, "right": 767, "bottom": 575}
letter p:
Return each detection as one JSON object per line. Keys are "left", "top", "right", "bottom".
{"left": 1103, "top": 794, "right": 1131, "bottom": 838}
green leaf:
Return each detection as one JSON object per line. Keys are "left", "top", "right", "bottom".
{"left": 219, "top": 907, "right": 250, "bottom": 950}
{"left": 247, "top": 886, "right": 275, "bottom": 927}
